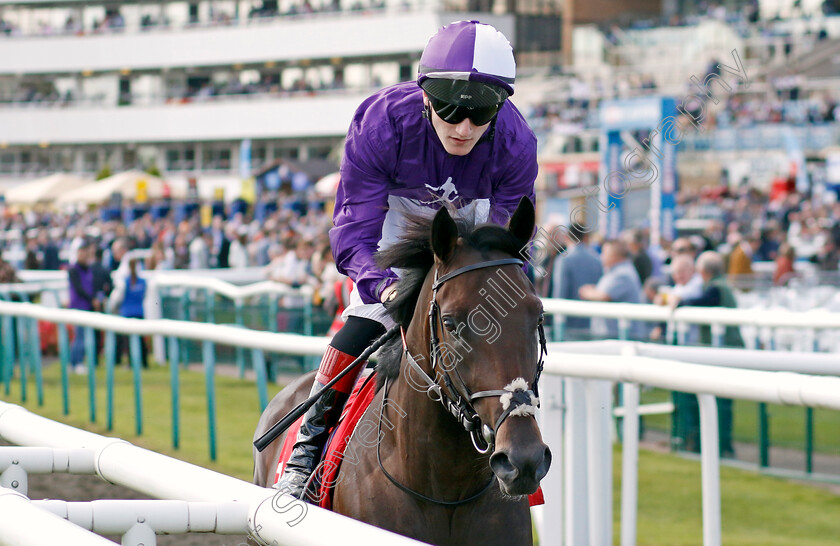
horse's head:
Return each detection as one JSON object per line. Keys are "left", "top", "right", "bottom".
{"left": 394, "top": 197, "right": 551, "bottom": 497}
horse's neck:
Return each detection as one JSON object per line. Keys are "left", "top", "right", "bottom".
{"left": 380, "top": 369, "right": 493, "bottom": 497}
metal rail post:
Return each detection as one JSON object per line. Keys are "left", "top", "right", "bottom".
{"left": 697, "top": 393, "right": 721, "bottom": 546}
{"left": 168, "top": 336, "right": 180, "bottom": 450}
{"left": 252, "top": 349, "right": 269, "bottom": 412}
{"left": 235, "top": 298, "right": 246, "bottom": 378}
{"left": 57, "top": 323, "right": 70, "bottom": 415}
{"left": 130, "top": 334, "right": 144, "bottom": 436}
{"left": 28, "top": 318, "right": 43, "bottom": 407}
{"left": 104, "top": 331, "right": 117, "bottom": 431}
{"left": 202, "top": 340, "right": 217, "bottom": 461}
{"left": 84, "top": 326, "right": 97, "bottom": 423}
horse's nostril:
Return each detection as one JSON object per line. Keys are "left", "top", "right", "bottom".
{"left": 536, "top": 447, "right": 552, "bottom": 482}
{"left": 489, "top": 452, "right": 519, "bottom": 483}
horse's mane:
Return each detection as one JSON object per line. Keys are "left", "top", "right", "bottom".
{"left": 373, "top": 209, "right": 527, "bottom": 390}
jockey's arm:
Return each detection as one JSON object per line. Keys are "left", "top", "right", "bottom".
{"left": 329, "top": 118, "right": 397, "bottom": 306}
{"left": 489, "top": 127, "right": 538, "bottom": 227}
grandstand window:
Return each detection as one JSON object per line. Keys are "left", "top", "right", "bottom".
{"left": 59, "top": 149, "right": 74, "bottom": 172}
{"left": 19, "top": 151, "right": 33, "bottom": 174}
{"left": 166, "top": 149, "right": 181, "bottom": 171}
{"left": 308, "top": 145, "right": 332, "bottom": 160}
{"left": 33, "top": 150, "right": 55, "bottom": 173}
{"left": 274, "top": 146, "right": 299, "bottom": 160}
{"left": 184, "top": 148, "right": 196, "bottom": 170}
{"left": 83, "top": 151, "right": 99, "bottom": 173}
{"left": 124, "top": 149, "right": 137, "bottom": 170}
{"left": 0, "top": 153, "right": 14, "bottom": 174}
{"left": 202, "top": 148, "right": 232, "bottom": 171}
{"left": 252, "top": 144, "right": 268, "bottom": 168}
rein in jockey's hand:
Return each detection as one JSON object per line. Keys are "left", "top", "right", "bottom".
{"left": 380, "top": 284, "right": 398, "bottom": 304}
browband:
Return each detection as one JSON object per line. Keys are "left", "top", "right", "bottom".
{"left": 432, "top": 258, "right": 523, "bottom": 291}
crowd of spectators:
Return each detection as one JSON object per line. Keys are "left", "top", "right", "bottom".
{"left": 0, "top": 193, "right": 350, "bottom": 368}
{"left": 531, "top": 182, "right": 838, "bottom": 457}
{"left": 1, "top": 73, "right": 358, "bottom": 109}
{"left": 2, "top": 182, "right": 837, "bottom": 444}
{"left": 530, "top": 185, "right": 840, "bottom": 345}
{"left": 0, "top": 17, "right": 18, "bottom": 36}
{"left": 532, "top": 218, "right": 749, "bottom": 456}
{"left": 3, "top": 185, "right": 839, "bottom": 301}
{"left": 0, "top": 0, "right": 401, "bottom": 39}
{"left": 713, "top": 90, "right": 840, "bottom": 128}
{"left": 0, "top": 194, "right": 337, "bottom": 288}
{"left": 525, "top": 71, "right": 840, "bottom": 139}
{"left": 676, "top": 186, "right": 840, "bottom": 276}
{"left": 176, "top": 74, "right": 349, "bottom": 104}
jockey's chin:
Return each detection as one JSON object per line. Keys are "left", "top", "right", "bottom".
{"left": 430, "top": 111, "right": 491, "bottom": 156}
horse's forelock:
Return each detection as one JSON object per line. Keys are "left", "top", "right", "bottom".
{"left": 372, "top": 208, "right": 530, "bottom": 390}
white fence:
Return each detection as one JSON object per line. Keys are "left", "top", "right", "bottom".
{"left": 0, "top": 400, "right": 425, "bottom": 546}
{"left": 543, "top": 297, "right": 840, "bottom": 351}
{"left": 535, "top": 344, "right": 840, "bottom": 546}
{"left": 3, "top": 290, "right": 840, "bottom": 544}
{"left": 0, "top": 299, "right": 328, "bottom": 354}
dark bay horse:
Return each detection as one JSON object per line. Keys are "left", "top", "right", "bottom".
{"left": 254, "top": 197, "right": 551, "bottom": 545}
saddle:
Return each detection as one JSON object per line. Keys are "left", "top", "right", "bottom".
{"left": 273, "top": 371, "right": 544, "bottom": 510}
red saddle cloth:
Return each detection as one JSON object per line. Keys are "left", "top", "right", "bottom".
{"left": 274, "top": 372, "right": 544, "bottom": 510}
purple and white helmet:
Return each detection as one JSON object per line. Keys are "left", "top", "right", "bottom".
{"left": 418, "top": 20, "right": 515, "bottom": 109}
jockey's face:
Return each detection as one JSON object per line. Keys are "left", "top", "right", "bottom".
{"left": 425, "top": 93, "right": 491, "bottom": 156}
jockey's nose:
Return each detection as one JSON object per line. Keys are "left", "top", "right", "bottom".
{"left": 453, "top": 118, "right": 473, "bottom": 137}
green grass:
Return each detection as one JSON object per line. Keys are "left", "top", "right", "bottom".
{"left": 620, "top": 445, "right": 840, "bottom": 545}
{"left": 641, "top": 388, "right": 840, "bottom": 454}
{"left": 1, "top": 361, "right": 282, "bottom": 480}
{"left": 3, "top": 363, "right": 840, "bottom": 544}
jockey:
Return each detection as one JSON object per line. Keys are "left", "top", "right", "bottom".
{"left": 277, "top": 20, "right": 538, "bottom": 499}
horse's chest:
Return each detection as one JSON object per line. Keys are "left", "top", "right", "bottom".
{"left": 335, "top": 479, "right": 531, "bottom": 546}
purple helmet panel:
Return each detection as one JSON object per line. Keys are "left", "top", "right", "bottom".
{"left": 420, "top": 21, "right": 476, "bottom": 74}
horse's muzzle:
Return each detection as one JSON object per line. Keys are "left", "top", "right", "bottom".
{"left": 489, "top": 443, "right": 552, "bottom": 496}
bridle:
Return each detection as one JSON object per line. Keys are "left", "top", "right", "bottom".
{"left": 401, "top": 257, "right": 547, "bottom": 453}
{"left": 376, "top": 256, "right": 547, "bottom": 507}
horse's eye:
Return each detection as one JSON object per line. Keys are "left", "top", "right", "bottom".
{"left": 442, "top": 316, "right": 457, "bottom": 332}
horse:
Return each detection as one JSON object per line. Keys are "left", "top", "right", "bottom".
{"left": 253, "top": 197, "right": 551, "bottom": 545}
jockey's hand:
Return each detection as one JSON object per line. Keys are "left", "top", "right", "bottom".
{"left": 380, "top": 285, "right": 398, "bottom": 304}
{"left": 273, "top": 471, "right": 310, "bottom": 501}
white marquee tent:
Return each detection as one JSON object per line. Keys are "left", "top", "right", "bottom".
{"left": 2, "top": 173, "right": 93, "bottom": 205}
{"left": 314, "top": 172, "right": 340, "bottom": 197}
{"left": 55, "top": 170, "right": 185, "bottom": 205}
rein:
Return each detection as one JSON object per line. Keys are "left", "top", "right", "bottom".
{"left": 376, "top": 378, "right": 496, "bottom": 507}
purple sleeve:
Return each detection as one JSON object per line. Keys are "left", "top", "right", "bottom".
{"left": 329, "top": 114, "right": 398, "bottom": 305}
{"left": 489, "top": 130, "right": 538, "bottom": 226}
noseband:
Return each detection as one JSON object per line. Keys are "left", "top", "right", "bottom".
{"left": 402, "top": 257, "right": 548, "bottom": 454}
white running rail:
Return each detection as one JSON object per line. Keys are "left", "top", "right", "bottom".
{"left": 0, "top": 400, "right": 426, "bottom": 546}
{"left": 536, "top": 346, "right": 840, "bottom": 546}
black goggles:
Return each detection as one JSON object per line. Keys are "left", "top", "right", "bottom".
{"left": 427, "top": 95, "right": 502, "bottom": 126}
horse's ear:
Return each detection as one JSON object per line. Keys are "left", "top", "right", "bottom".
{"left": 508, "top": 196, "right": 536, "bottom": 244}
{"left": 431, "top": 207, "right": 459, "bottom": 262}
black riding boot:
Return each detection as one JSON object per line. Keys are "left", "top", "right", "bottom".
{"left": 274, "top": 317, "right": 385, "bottom": 500}
{"left": 275, "top": 378, "right": 349, "bottom": 500}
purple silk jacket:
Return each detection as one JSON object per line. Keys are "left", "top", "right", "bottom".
{"left": 330, "top": 81, "right": 537, "bottom": 305}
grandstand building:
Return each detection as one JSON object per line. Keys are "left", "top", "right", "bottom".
{"left": 0, "top": 0, "right": 578, "bottom": 192}
{"left": 0, "top": 1, "right": 511, "bottom": 190}
{"left": 1, "top": 0, "right": 840, "bottom": 218}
